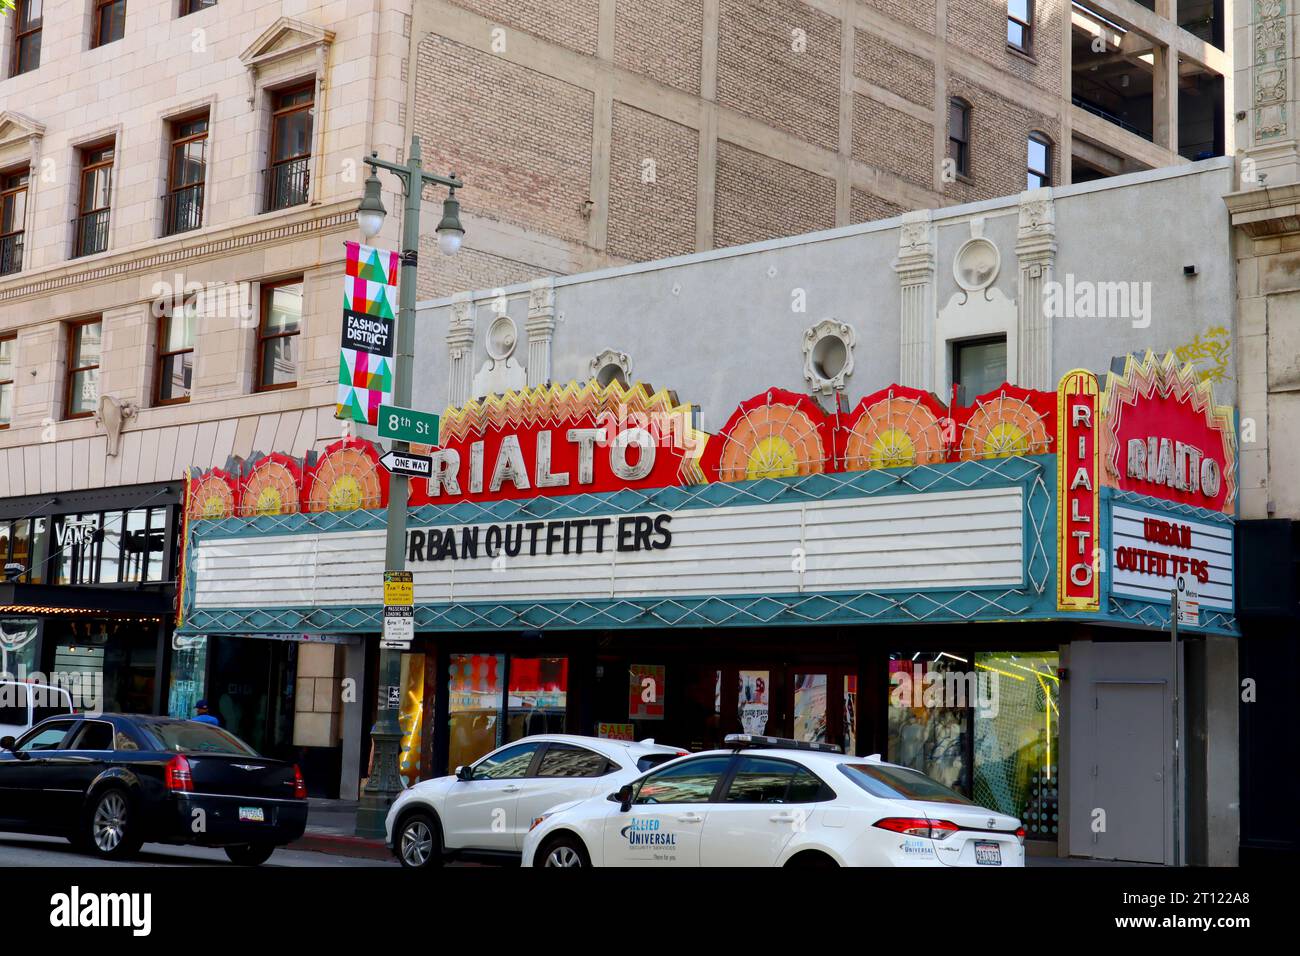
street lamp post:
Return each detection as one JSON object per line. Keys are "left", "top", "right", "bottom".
{"left": 353, "top": 136, "right": 463, "bottom": 839}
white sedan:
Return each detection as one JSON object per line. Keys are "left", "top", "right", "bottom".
{"left": 385, "top": 734, "right": 687, "bottom": 867}
{"left": 522, "top": 735, "right": 1025, "bottom": 868}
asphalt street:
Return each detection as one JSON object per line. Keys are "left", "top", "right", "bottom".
{"left": 0, "top": 832, "right": 396, "bottom": 867}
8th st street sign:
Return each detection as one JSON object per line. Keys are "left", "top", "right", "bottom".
{"left": 377, "top": 404, "right": 440, "bottom": 445}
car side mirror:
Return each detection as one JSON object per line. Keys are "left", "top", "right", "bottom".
{"left": 455, "top": 764, "right": 473, "bottom": 782}
{"left": 0, "top": 735, "right": 15, "bottom": 752}
{"left": 608, "top": 783, "right": 634, "bottom": 812}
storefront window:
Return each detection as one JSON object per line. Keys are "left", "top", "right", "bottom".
{"left": 448, "top": 653, "right": 504, "bottom": 771}
{"left": 887, "top": 655, "right": 972, "bottom": 795}
{"left": 506, "top": 656, "right": 567, "bottom": 742}
{"left": 973, "top": 651, "right": 1060, "bottom": 840}
{"left": 738, "top": 669, "right": 771, "bottom": 736}
{"left": 792, "top": 672, "right": 828, "bottom": 744}
{"left": 166, "top": 635, "right": 207, "bottom": 718}
{"left": 398, "top": 653, "right": 426, "bottom": 788}
{"left": 0, "top": 618, "right": 39, "bottom": 678}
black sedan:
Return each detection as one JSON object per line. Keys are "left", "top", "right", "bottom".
{"left": 0, "top": 713, "right": 308, "bottom": 865}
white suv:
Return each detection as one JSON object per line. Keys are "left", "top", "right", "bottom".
{"left": 385, "top": 734, "right": 687, "bottom": 867}
{"left": 0, "top": 681, "right": 74, "bottom": 739}
{"left": 523, "top": 734, "right": 1026, "bottom": 868}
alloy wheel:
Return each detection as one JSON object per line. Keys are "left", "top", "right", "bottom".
{"left": 544, "top": 845, "right": 583, "bottom": 867}
{"left": 401, "top": 820, "right": 433, "bottom": 867}
{"left": 92, "top": 792, "right": 127, "bottom": 852}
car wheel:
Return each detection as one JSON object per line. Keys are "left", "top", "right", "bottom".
{"left": 225, "top": 843, "right": 276, "bottom": 866}
{"left": 540, "top": 833, "right": 590, "bottom": 868}
{"left": 84, "top": 787, "right": 142, "bottom": 861}
{"left": 396, "top": 812, "right": 443, "bottom": 869}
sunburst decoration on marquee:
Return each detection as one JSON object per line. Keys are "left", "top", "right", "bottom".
{"left": 1098, "top": 350, "right": 1237, "bottom": 513}
{"left": 237, "top": 454, "right": 303, "bottom": 517}
{"left": 952, "top": 383, "right": 1056, "bottom": 461}
{"left": 437, "top": 379, "right": 711, "bottom": 487}
{"left": 703, "top": 388, "right": 833, "bottom": 483}
{"left": 303, "top": 438, "right": 388, "bottom": 513}
{"left": 841, "top": 385, "right": 950, "bottom": 471}
{"left": 187, "top": 469, "right": 239, "bottom": 520}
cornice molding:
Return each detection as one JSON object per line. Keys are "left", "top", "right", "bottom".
{"left": 0, "top": 205, "right": 355, "bottom": 305}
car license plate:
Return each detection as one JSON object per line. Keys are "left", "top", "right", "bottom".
{"left": 974, "top": 841, "right": 1001, "bottom": 866}
{"left": 238, "top": 807, "right": 265, "bottom": 823}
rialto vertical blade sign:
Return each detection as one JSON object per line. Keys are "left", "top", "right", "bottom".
{"left": 336, "top": 241, "right": 399, "bottom": 426}
{"left": 1057, "top": 369, "right": 1100, "bottom": 611}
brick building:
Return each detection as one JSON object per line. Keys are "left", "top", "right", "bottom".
{"left": 405, "top": 0, "right": 1230, "bottom": 297}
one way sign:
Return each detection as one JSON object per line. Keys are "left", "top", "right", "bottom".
{"left": 379, "top": 449, "right": 433, "bottom": 478}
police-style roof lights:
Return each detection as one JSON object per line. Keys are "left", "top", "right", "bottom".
{"left": 723, "top": 734, "right": 843, "bottom": 754}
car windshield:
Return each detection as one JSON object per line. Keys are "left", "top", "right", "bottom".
{"left": 838, "top": 762, "right": 975, "bottom": 805}
{"left": 141, "top": 721, "right": 259, "bottom": 756}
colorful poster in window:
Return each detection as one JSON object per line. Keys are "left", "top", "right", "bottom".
{"left": 629, "top": 664, "right": 666, "bottom": 720}
{"left": 887, "top": 656, "right": 970, "bottom": 795}
{"left": 398, "top": 653, "right": 426, "bottom": 789}
{"left": 793, "top": 673, "right": 827, "bottom": 743}
{"left": 507, "top": 656, "right": 567, "bottom": 740}
{"left": 448, "top": 653, "right": 503, "bottom": 770}
{"left": 336, "top": 241, "right": 398, "bottom": 426}
{"left": 843, "top": 675, "right": 858, "bottom": 755}
{"left": 737, "top": 670, "right": 769, "bottom": 736}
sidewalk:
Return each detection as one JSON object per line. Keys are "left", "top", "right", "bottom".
{"left": 289, "top": 799, "right": 393, "bottom": 862}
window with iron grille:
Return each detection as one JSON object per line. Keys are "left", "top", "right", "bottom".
{"left": 0, "top": 168, "right": 27, "bottom": 276}
{"left": 164, "top": 113, "right": 208, "bottom": 236}
{"left": 264, "top": 85, "right": 313, "bottom": 213}
{"left": 74, "top": 143, "right": 114, "bottom": 258}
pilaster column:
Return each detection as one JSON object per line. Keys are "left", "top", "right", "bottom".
{"left": 447, "top": 292, "right": 475, "bottom": 407}
{"left": 525, "top": 277, "right": 556, "bottom": 388}
{"left": 893, "top": 210, "right": 936, "bottom": 390}
{"left": 1242, "top": 0, "right": 1299, "bottom": 184}
{"left": 1016, "top": 188, "right": 1057, "bottom": 391}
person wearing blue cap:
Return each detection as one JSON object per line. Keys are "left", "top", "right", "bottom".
{"left": 192, "top": 699, "right": 221, "bottom": 726}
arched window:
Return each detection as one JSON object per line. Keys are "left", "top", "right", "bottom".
{"left": 948, "top": 98, "right": 972, "bottom": 178}
{"left": 1027, "top": 132, "right": 1053, "bottom": 189}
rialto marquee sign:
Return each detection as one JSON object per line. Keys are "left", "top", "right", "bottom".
{"left": 180, "top": 359, "right": 1237, "bottom": 634}
{"left": 1055, "top": 351, "right": 1236, "bottom": 619}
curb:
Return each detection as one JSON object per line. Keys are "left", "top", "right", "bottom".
{"left": 289, "top": 832, "right": 394, "bottom": 862}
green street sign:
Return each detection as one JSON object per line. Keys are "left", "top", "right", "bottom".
{"left": 377, "top": 404, "right": 440, "bottom": 444}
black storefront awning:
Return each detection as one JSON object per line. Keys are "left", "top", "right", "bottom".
{"left": 0, "top": 582, "right": 174, "bottom": 617}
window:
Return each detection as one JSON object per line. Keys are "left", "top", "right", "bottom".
{"left": 256, "top": 279, "right": 302, "bottom": 390}
{"left": 74, "top": 144, "right": 113, "bottom": 258}
{"left": 30, "top": 687, "right": 72, "bottom": 723}
{"left": 1007, "top": 0, "right": 1033, "bottom": 53}
{"left": 0, "top": 334, "right": 14, "bottom": 428}
{"left": 155, "top": 299, "right": 196, "bottom": 404}
{"left": 0, "top": 683, "right": 28, "bottom": 726}
{"left": 92, "top": 0, "right": 126, "bottom": 48}
{"left": 1028, "top": 132, "right": 1053, "bottom": 188}
{"left": 164, "top": 114, "right": 208, "bottom": 236}
{"left": 471, "top": 742, "right": 540, "bottom": 779}
{"left": 69, "top": 721, "right": 115, "bottom": 751}
{"left": 839, "top": 762, "right": 975, "bottom": 805}
{"left": 1, "top": 168, "right": 28, "bottom": 275}
{"left": 265, "top": 84, "right": 313, "bottom": 212}
{"left": 17, "top": 719, "right": 76, "bottom": 751}
{"left": 537, "top": 744, "right": 608, "bottom": 778}
{"left": 180, "top": 0, "right": 216, "bottom": 15}
{"left": 633, "top": 756, "right": 732, "bottom": 804}
{"left": 948, "top": 98, "right": 971, "bottom": 178}
{"left": 138, "top": 720, "right": 257, "bottom": 755}
{"left": 64, "top": 319, "right": 102, "bottom": 418}
{"left": 11, "top": 0, "right": 42, "bottom": 76}
{"left": 953, "top": 335, "right": 1007, "bottom": 404}
{"left": 725, "top": 756, "right": 798, "bottom": 804}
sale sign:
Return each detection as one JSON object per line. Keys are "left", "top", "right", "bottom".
{"left": 1057, "top": 369, "right": 1100, "bottom": 611}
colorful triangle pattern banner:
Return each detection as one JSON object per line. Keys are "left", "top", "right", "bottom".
{"left": 336, "top": 241, "right": 400, "bottom": 424}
